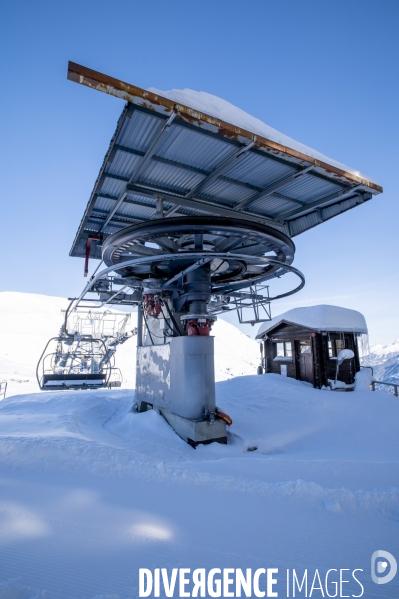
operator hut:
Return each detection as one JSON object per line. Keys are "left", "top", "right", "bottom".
{"left": 256, "top": 305, "right": 368, "bottom": 389}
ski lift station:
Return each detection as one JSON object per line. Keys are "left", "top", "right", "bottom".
{"left": 38, "top": 62, "right": 382, "bottom": 446}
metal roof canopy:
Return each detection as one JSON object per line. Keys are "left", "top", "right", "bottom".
{"left": 67, "top": 62, "right": 382, "bottom": 260}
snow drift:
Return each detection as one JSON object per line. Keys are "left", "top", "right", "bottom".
{"left": 0, "top": 292, "right": 398, "bottom": 598}
{"left": 257, "top": 304, "right": 368, "bottom": 337}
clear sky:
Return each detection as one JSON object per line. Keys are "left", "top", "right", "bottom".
{"left": 1, "top": 0, "right": 398, "bottom": 345}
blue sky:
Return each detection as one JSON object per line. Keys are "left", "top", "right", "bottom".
{"left": 1, "top": 0, "right": 398, "bottom": 344}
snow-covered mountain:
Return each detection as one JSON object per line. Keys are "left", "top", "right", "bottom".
{"left": 0, "top": 291, "right": 261, "bottom": 397}
{"left": 363, "top": 340, "right": 399, "bottom": 385}
{"left": 374, "top": 354, "right": 399, "bottom": 384}
{"left": 364, "top": 339, "right": 399, "bottom": 366}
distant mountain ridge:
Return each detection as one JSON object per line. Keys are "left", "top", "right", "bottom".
{"left": 363, "top": 340, "right": 399, "bottom": 386}
{"left": 364, "top": 339, "right": 399, "bottom": 366}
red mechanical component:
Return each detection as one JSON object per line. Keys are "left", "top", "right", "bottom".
{"left": 84, "top": 235, "right": 100, "bottom": 277}
{"left": 199, "top": 322, "right": 212, "bottom": 336}
{"left": 216, "top": 408, "right": 233, "bottom": 426}
{"left": 143, "top": 294, "right": 162, "bottom": 317}
{"left": 187, "top": 320, "right": 199, "bottom": 336}
{"left": 187, "top": 319, "right": 213, "bottom": 336}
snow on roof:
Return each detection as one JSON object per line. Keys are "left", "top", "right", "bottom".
{"left": 149, "top": 87, "right": 378, "bottom": 185}
{"left": 256, "top": 305, "right": 368, "bottom": 338}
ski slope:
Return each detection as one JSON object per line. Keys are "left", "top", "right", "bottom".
{"left": 0, "top": 293, "right": 398, "bottom": 598}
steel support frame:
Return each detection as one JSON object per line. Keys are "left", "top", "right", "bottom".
{"left": 68, "top": 61, "right": 382, "bottom": 261}
{"left": 110, "top": 137, "right": 342, "bottom": 211}
{"left": 233, "top": 165, "right": 314, "bottom": 211}
{"left": 136, "top": 305, "right": 143, "bottom": 347}
{"left": 100, "top": 113, "right": 176, "bottom": 232}
{"left": 281, "top": 185, "right": 364, "bottom": 222}
{"left": 75, "top": 252, "right": 305, "bottom": 311}
{"left": 125, "top": 182, "right": 284, "bottom": 230}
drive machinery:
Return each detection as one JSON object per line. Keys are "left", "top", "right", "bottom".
{"left": 39, "top": 62, "right": 381, "bottom": 446}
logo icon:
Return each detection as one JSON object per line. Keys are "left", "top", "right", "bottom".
{"left": 371, "top": 551, "right": 397, "bottom": 584}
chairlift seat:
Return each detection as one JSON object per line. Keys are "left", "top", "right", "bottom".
{"left": 42, "top": 373, "right": 107, "bottom": 390}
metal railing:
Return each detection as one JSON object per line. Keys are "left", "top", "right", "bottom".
{"left": 371, "top": 380, "right": 399, "bottom": 397}
{"left": 0, "top": 381, "right": 7, "bottom": 400}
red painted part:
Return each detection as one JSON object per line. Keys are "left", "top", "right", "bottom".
{"left": 186, "top": 318, "right": 213, "bottom": 336}
{"left": 199, "top": 322, "right": 212, "bottom": 336}
{"left": 143, "top": 294, "right": 162, "bottom": 317}
{"left": 187, "top": 325, "right": 199, "bottom": 336}
{"left": 216, "top": 410, "right": 233, "bottom": 426}
{"left": 84, "top": 236, "right": 99, "bottom": 277}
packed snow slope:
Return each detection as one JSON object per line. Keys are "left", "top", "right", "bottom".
{"left": 0, "top": 292, "right": 260, "bottom": 397}
{"left": 0, "top": 292, "right": 398, "bottom": 598}
{"left": 0, "top": 377, "right": 398, "bottom": 597}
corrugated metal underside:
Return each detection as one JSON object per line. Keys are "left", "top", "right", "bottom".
{"left": 71, "top": 103, "right": 377, "bottom": 259}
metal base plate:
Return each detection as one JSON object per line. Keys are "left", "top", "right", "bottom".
{"left": 140, "top": 403, "right": 227, "bottom": 447}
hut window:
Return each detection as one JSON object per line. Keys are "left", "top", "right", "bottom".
{"left": 336, "top": 338, "right": 345, "bottom": 354}
{"left": 275, "top": 342, "right": 292, "bottom": 357}
{"left": 299, "top": 342, "right": 311, "bottom": 354}
{"left": 328, "top": 338, "right": 345, "bottom": 358}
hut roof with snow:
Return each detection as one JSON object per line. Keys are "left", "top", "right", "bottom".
{"left": 256, "top": 305, "right": 368, "bottom": 339}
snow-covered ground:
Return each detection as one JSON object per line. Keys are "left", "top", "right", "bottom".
{"left": 0, "top": 293, "right": 398, "bottom": 598}
{"left": 0, "top": 377, "right": 398, "bottom": 598}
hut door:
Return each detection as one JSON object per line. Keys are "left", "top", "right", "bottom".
{"left": 297, "top": 341, "right": 314, "bottom": 384}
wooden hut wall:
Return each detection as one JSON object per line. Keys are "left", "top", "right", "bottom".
{"left": 264, "top": 323, "right": 313, "bottom": 380}
{"left": 318, "top": 333, "right": 359, "bottom": 386}
{"left": 264, "top": 338, "right": 297, "bottom": 378}
{"left": 262, "top": 324, "right": 361, "bottom": 387}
